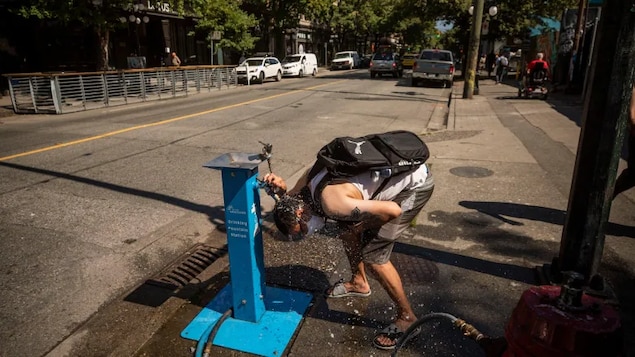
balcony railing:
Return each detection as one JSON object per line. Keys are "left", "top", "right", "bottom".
{"left": 3, "top": 65, "right": 237, "bottom": 114}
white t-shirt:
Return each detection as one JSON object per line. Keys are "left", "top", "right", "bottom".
{"left": 308, "top": 164, "right": 429, "bottom": 203}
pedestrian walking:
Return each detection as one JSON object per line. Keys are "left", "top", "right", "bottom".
{"left": 495, "top": 52, "right": 509, "bottom": 84}
{"left": 486, "top": 51, "right": 496, "bottom": 78}
{"left": 170, "top": 52, "right": 181, "bottom": 67}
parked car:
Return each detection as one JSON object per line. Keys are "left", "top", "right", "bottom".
{"left": 236, "top": 56, "right": 282, "bottom": 84}
{"left": 411, "top": 49, "right": 455, "bottom": 87}
{"left": 281, "top": 53, "right": 318, "bottom": 77}
{"left": 401, "top": 53, "right": 418, "bottom": 69}
{"left": 331, "top": 51, "right": 360, "bottom": 70}
{"left": 369, "top": 51, "right": 403, "bottom": 78}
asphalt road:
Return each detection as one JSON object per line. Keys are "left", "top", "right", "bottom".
{"left": 0, "top": 69, "right": 451, "bottom": 357}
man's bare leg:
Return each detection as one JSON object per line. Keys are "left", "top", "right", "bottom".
{"left": 326, "top": 232, "right": 370, "bottom": 295}
{"left": 369, "top": 261, "right": 417, "bottom": 346}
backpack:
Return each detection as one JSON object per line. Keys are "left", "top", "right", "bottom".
{"left": 307, "top": 130, "right": 430, "bottom": 200}
{"left": 530, "top": 62, "right": 547, "bottom": 84}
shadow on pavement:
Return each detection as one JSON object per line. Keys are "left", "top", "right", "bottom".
{"left": 459, "top": 200, "right": 635, "bottom": 239}
{"left": 0, "top": 161, "right": 227, "bottom": 228}
{"left": 394, "top": 242, "right": 536, "bottom": 285}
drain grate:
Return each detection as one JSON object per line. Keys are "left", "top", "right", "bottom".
{"left": 146, "top": 244, "right": 227, "bottom": 291}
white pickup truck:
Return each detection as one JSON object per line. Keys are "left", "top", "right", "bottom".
{"left": 411, "top": 49, "right": 455, "bottom": 88}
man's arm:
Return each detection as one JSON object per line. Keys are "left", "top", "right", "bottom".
{"left": 287, "top": 168, "right": 311, "bottom": 195}
{"left": 262, "top": 165, "right": 313, "bottom": 196}
{"left": 320, "top": 183, "right": 402, "bottom": 226}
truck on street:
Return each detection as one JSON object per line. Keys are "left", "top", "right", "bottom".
{"left": 411, "top": 49, "right": 455, "bottom": 88}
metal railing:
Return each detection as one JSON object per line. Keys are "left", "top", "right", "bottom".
{"left": 3, "top": 65, "right": 237, "bottom": 114}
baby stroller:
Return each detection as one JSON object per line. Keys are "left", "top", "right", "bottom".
{"left": 518, "top": 62, "right": 549, "bottom": 99}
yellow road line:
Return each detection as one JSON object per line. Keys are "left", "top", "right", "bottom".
{"left": 0, "top": 81, "right": 342, "bottom": 162}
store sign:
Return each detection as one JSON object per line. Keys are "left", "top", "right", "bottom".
{"left": 147, "top": 1, "right": 175, "bottom": 13}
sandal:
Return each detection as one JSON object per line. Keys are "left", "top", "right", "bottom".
{"left": 325, "top": 281, "right": 371, "bottom": 298}
{"left": 372, "top": 323, "right": 421, "bottom": 350}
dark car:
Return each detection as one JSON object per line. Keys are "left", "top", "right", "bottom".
{"left": 369, "top": 51, "right": 403, "bottom": 78}
{"left": 359, "top": 54, "right": 372, "bottom": 69}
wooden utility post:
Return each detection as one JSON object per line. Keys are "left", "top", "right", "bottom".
{"left": 567, "top": 0, "right": 588, "bottom": 91}
{"left": 572, "top": 0, "right": 588, "bottom": 60}
{"left": 462, "top": 0, "right": 485, "bottom": 99}
{"left": 555, "top": 0, "right": 635, "bottom": 282}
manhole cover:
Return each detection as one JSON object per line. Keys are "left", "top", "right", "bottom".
{"left": 392, "top": 252, "right": 439, "bottom": 285}
{"left": 449, "top": 166, "right": 494, "bottom": 178}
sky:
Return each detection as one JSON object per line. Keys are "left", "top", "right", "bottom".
{"left": 436, "top": 20, "right": 453, "bottom": 32}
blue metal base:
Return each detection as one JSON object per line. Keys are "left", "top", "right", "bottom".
{"left": 181, "top": 284, "right": 313, "bottom": 357}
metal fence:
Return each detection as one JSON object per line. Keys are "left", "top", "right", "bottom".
{"left": 3, "top": 65, "right": 237, "bottom": 114}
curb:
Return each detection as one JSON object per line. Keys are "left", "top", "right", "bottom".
{"left": 426, "top": 87, "right": 452, "bottom": 131}
{"left": 447, "top": 86, "right": 456, "bottom": 131}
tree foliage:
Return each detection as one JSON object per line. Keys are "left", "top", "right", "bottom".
{"left": 426, "top": 0, "right": 577, "bottom": 44}
{"left": 181, "top": 0, "right": 258, "bottom": 53}
{"left": 12, "top": 0, "right": 127, "bottom": 28}
{"left": 9, "top": 0, "right": 136, "bottom": 70}
{"left": 8, "top": 0, "right": 578, "bottom": 70}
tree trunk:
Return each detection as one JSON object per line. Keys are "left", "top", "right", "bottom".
{"left": 96, "top": 25, "right": 110, "bottom": 71}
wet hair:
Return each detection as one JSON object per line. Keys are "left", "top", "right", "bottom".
{"left": 273, "top": 194, "right": 304, "bottom": 235}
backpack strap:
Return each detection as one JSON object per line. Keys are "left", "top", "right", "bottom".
{"left": 311, "top": 172, "right": 331, "bottom": 218}
{"left": 306, "top": 160, "right": 325, "bottom": 182}
{"left": 370, "top": 177, "right": 390, "bottom": 200}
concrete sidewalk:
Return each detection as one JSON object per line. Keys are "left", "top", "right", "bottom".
{"left": 0, "top": 93, "right": 13, "bottom": 117}
{"left": 51, "top": 78, "right": 635, "bottom": 357}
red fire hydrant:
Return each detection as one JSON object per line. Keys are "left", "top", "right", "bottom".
{"left": 503, "top": 272, "right": 622, "bottom": 356}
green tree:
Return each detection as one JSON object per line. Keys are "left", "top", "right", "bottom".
{"left": 427, "top": 0, "right": 577, "bottom": 42}
{"left": 240, "top": 0, "right": 319, "bottom": 56}
{"left": 11, "top": 0, "right": 258, "bottom": 70}
{"left": 184, "top": 0, "right": 258, "bottom": 55}
{"left": 10, "top": 0, "right": 131, "bottom": 71}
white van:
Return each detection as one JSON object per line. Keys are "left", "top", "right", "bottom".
{"left": 281, "top": 53, "right": 318, "bottom": 77}
{"left": 331, "top": 51, "right": 360, "bottom": 70}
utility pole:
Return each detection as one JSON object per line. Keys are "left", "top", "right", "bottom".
{"left": 572, "top": 0, "right": 588, "bottom": 58}
{"left": 568, "top": 0, "right": 588, "bottom": 91}
{"left": 552, "top": 0, "right": 635, "bottom": 282}
{"left": 462, "top": 0, "right": 484, "bottom": 99}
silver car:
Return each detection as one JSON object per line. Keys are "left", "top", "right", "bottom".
{"left": 369, "top": 52, "right": 403, "bottom": 78}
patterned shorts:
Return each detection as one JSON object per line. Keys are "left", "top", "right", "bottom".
{"left": 361, "top": 173, "right": 435, "bottom": 265}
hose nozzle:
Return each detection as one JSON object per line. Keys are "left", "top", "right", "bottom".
{"left": 454, "top": 319, "right": 507, "bottom": 357}
{"left": 454, "top": 319, "right": 485, "bottom": 342}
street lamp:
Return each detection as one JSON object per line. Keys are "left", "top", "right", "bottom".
{"left": 469, "top": 5, "right": 498, "bottom": 17}
{"left": 121, "top": 4, "right": 150, "bottom": 56}
{"left": 462, "top": 1, "right": 498, "bottom": 99}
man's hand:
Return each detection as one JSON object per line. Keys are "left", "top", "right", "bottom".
{"left": 263, "top": 173, "right": 288, "bottom": 195}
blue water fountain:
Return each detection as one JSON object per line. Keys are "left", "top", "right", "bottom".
{"left": 180, "top": 151, "right": 312, "bottom": 357}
